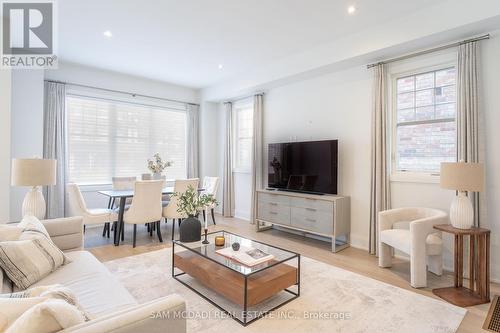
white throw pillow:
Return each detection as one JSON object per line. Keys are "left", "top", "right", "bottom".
{"left": 0, "top": 284, "right": 91, "bottom": 332}
{"left": 0, "top": 268, "right": 13, "bottom": 294}
{"left": 0, "top": 284, "right": 91, "bottom": 320}
{"left": 17, "top": 215, "right": 53, "bottom": 240}
{"left": 0, "top": 224, "right": 23, "bottom": 242}
{"left": 0, "top": 297, "right": 47, "bottom": 329}
{"left": 0, "top": 224, "right": 24, "bottom": 293}
{"left": 5, "top": 299, "right": 86, "bottom": 333}
{"left": 0, "top": 216, "right": 71, "bottom": 289}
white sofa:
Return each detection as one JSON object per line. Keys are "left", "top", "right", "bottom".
{"left": 1, "top": 217, "right": 186, "bottom": 333}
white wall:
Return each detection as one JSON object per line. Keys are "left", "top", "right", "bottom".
{"left": 263, "top": 66, "right": 372, "bottom": 247}
{"left": 480, "top": 31, "right": 500, "bottom": 281}
{"left": 45, "top": 62, "right": 199, "bottom": 104}
{"left": 0, "top": 69, "right": 12, "bottom": 223}
{"left": 10, "top": 70, "right": 45, "bottom": 221}
{"left": 199, "top": 102, "right": 219, "bottom": 179}
{"left": 199, "top": 101, "right": 223, "bottom": 212}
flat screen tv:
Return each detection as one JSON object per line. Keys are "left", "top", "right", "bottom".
{"left": 267, "top": 140, "right": 338, "bottom": 195}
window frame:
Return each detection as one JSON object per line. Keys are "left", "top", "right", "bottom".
{"left": 65, "top": 87, "right": 188, "bottom": 186}
{"left": 389, "top": 61, "right": 457, "bottom": 183}
{"left": 232, "top": 99, "right": 254, "bottom": 174}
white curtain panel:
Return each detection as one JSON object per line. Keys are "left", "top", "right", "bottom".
{"left": 222, "top": 102, "right": 235, "bottom": 217}
{"left": 186, "top": 104, "right": 199, "bottom": 178}
{"left": 369, "top": 64, "right": 391, "bottom": 255}
{"left": 250, "top": 94, "right": 264, "bottom": 226}
{"left": 43, "top": 81, "right": 66, "bottom": 219}
{"left": 457, "top": 41, "right": 483, "bottom": 226}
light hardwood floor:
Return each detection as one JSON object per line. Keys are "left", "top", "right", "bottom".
{"left": 85, "top": 215, "right": 496, "bottom": 333}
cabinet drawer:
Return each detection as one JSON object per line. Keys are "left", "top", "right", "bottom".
{"left": 290, "top": 197, "right": 333, "bottom": 212}
{"left": 258, "top": 192, "right": 291, "bottom": 205}
{"left": 290, "top": 207, "right": 333, "bottom": 234}
{"left": 257, "top": 202, "right": 290, "bottom": 224}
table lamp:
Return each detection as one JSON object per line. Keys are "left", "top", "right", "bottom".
{"left": 440, "top": 162, "right": 484, "bottom": 229}
{"left": 11, "top": 158, "right": 56, "bottom": 219}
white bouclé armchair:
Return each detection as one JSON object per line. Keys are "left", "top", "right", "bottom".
{"left": 378, "top": 207, "right": 448, "bottom": 288}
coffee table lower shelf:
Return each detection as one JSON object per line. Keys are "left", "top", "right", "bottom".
{"left": 172, "top": 248, "right": 300, "bottom": 326}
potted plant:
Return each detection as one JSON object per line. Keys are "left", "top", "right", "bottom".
{"left": 147, "top": 153, "right": 173, "bottom": 179}
{"left": 172, "top": 185, "right": 218, "bottom": 242}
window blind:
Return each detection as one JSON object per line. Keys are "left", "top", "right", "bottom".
{"left": 66, "top": 95, "right": 187, "bottom": 185}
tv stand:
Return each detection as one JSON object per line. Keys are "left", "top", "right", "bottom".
{"left": 255, "top": 189, "right": 350, "bottom": 252}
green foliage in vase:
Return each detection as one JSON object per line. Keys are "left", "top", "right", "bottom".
{"left": 171, "top": 185, "right": 218, "bottom": 217}
{"left": 147, "top": 153, "right": 173, "bottom": 174}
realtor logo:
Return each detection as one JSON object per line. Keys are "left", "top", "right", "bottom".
{"left": 1, "top": 0, "right": 57, "bottom": 68}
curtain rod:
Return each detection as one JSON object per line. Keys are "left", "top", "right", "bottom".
{"left": 224, "top": 92, "right": 265, "bottom": 104}
{"left": 44, "top": 79, "right": 200, "bottom": 106}
{"left": 366, "top": 34, "right": 490, "bottom": 69}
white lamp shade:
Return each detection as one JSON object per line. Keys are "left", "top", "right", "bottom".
{"left": 440, "top": 162, "right": 484, "bottom": 192}
{"left": 11, "top": 158, "right": 57, "bottom": 186}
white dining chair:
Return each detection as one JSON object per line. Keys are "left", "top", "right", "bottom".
{"left": 102, "top": 176, "right": 137, "bottom": 237}
{"left": 66, "top": 183, "right": 118, "bottom": 238}
{"left": 201, "top": 176, "right": 219, "bottom": 225}
{"left": 163, "top": 178, "right": 199, "bottom": 240}
{"left": 123, "top": 180, "right": 163, "bottom": 247}
{"left": 110, "top": 176, "right": 136, "bottom": 206}
{"left": 142, "top": 174, "right": 170, "bottom": 206}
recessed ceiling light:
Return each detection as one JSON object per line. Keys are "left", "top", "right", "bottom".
{"left": 103, "top": 30, "right": 113, "bottom": 38}
{"left": 347, "top": 5, "right": 356, "bottom": 15}
{"left": 218, "top": 64, "right": 223, "bottom": 70}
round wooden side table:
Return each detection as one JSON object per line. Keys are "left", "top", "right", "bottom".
{"left": 432, "top": 224, "right": 490, "bottom": 307}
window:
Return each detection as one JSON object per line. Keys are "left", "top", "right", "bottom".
{"left": 232, "top": 100, "right": 254, "bottom": 172}
{"left": 393, "top": 66, "right": 457, "bottom": 174}
{"left": 66, "top": 95, "right": 187, "bottom": 185}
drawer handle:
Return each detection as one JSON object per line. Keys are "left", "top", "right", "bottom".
{"left": 306, "top": 208, "right": 317, "bottom": 212}
{"left": 269, "top": 202, "right": 278, "bottom": 206}
{"left": 269, "top": 211, "right": 278, "bottom": 215}
{"left": 305, "top": 198, "right": 317, "bottom": 201}
{"left": 306, "top": 218, "right": 316, "bottom": 222}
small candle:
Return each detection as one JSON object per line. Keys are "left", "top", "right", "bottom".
{"left": 215, "top": 236, "right": 225, "bottom": 246}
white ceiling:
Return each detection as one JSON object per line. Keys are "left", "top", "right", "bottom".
{"left": 58, "top": 0, "right": 445, "bottom": 89}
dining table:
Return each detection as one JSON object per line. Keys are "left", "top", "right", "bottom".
{"left": 98, "top": 186, "right": 205, "bottom": 246}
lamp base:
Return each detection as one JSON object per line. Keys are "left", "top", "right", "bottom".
{"left": 22, "top": 186, "right": 46, "bottom": 220}
{"left": 449, "top": 191, "right": 474, "bottom": 229}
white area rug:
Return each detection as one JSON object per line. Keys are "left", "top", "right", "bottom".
{"left": 104, "top": 249, "right": 466, "bottom": 333}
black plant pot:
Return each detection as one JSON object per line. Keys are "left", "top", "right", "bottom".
{"left": 179, "top": 216, "right": 202, "bottom": 243}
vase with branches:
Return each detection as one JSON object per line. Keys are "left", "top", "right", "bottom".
{"left": 172, "top": 185, "right": 218, "bottom": 218}
{"left": 171, "top": 186, "right": 218, "bottom": 242}
{"left": 147, "top": 153, "right": 173, "bottom": 178}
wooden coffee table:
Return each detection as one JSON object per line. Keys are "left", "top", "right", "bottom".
{"left": 172, "top": 231, "right": 300, "bottom": 326}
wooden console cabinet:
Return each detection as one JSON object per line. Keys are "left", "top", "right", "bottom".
{"left": 255, "top": 189, "right": 350, "bottom": 252}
